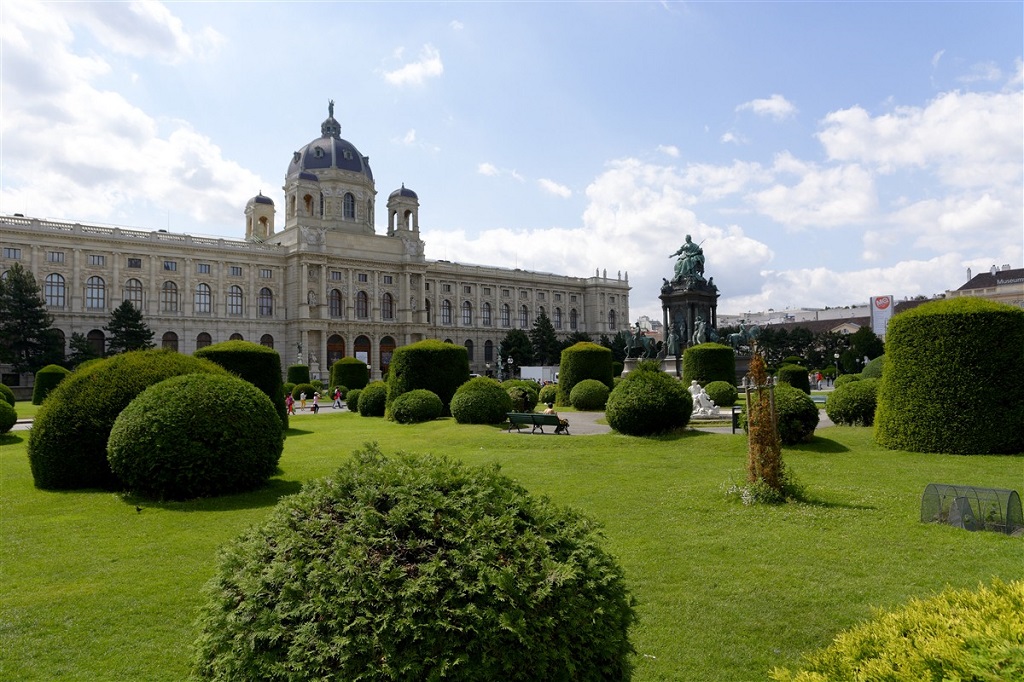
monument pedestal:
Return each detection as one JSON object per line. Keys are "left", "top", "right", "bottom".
{"left": 622, "top": 356, "right": 681, "bottom": 377}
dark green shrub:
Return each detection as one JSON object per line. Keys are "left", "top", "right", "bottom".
{"left": 27, "top": 349, "right": 230, "bottom": 490}
{"left": 825, "top": 378, "right": 879, "bottom": 426}
{"left": 773, "top": 383, "right": 819, "bottom": 445}
{"left": 612, "top": 360, "right": 624, "bottom": 377}
{"left": 781, "top": 355, "right": 803, "bottom": 366}
{"left": 0, "top": 383, "right": 15, "bottom": 406}
{"left": 538, "top": 383, "right": 558, "bottom": 405}
{"left": 0, "top": 400, "right": 16, "bottom": 434}
{"left": 331, "top": 357, "right": 369, "bottom": 391}
{"left": 290, "top": 383, "right": 316, "bottom": 405}
{"left": 776, "top": 364, "right": 811, "bottom": 394}
{"left": 107, "top": 374, "right": 283, "bottom": 500}
{"left": 606, "top": 369, "right": 692, "bottom": 436}
{"left": 286, "top": 364, "right": 310, "bottom": 385}
{"left": 282, "top": 382, "right": 295, "bottom": 398}
{"left": 704, "top": 380, "right": 738, "bottom": 408}
{"left": 194, "top": 340, "right": 288, "bottom": 429}
{"left": 556, "top": 342, "right": 613, "bottom": 407}
{"left": 770, "top": 579, "right": 1024, "bottom": 682}
{"left": 451, "top": 377, "right": 513, "bottom": 424}
{"left": 861, "top": 354, "right": 885, "bottom": 379}
{"left": 385, "top": 340, "right": 469, "bottom": 417}
{"left": 570, "top": 379, "right": 610, "bottom": 410}
{"left": 502, "top": 379, "right": 539, "bottom": 412}
{"left": 329, "top": 385, "right": 349, "bottom": 399}
{"left": 389, "top": 389, "right": 443, "bottom": 424}
{"left": 32, "top": 364, "right": 71, "bottom": 405}
{"left": 681, "top": 342, "right": 736, "bottom": 386}
{"left": 345, "top": 388, "right": 362, "bottom": 413}
{"left": 357, "top": 381, "right": 388, "bottom": 417}
{"left": 75, "top": 358, "right": 105, "bottom": 373}
{"left": 833, "top": 373, "right": 861, "bottom": 388}
{"left": 875, "top": 298, "right": 1024, "bottom": 454}
{"left": 192, "top": 445, "right": 636, "bottom": 681}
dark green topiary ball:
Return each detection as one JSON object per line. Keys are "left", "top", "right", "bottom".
{"left": 502, "top": 380, "right": 539, "bottom": 412}
{"left": 192, "top": 445, "right": 636, "bottom": 681}
{"left": 450, "top": 377, "right": 513, "bottom": 424}
{"left": 538, "top": 383, "right": 558, "bottom": 405}
{"left": 826, "top": 378, "right": 880, "bottom": 426}
{"left": 776, "top": 364, "right": 811, "bottom": 394}
{"left": 606, "top": 369, "right": 692, "bottom": 436}
{"left": 0, "top": 383, "right": 15, "bottom": 406}
{"left": 833, "top": 373, "right": 861, "bottom": 389}
{"left": 32, "top": 364, "right": 71, "bottom": 405}
{"left": 772, "top": 383, "right": 819, "bottom": 444}
{"left": 107, "top": 374, "right": 283, "bottom": 500}
{"left": 28, "top": 349, "right": 230, "bottom": 491}
{"left": 0, "top": 400, "right": 16, "bottom": 434}
{"left": 389, "top": 389, "right": 443, "bottom": 424}
{"left": 357, "top": 382, "right": 388, "bottom": 417}
{"left": 570, "top": 379, "right": 610, "bottom": 410}
{"left": 704, "top": 381, "right": 738, "bottom": 408}
{"left": 345, "top": 388, "right": 362, "bottom": 413}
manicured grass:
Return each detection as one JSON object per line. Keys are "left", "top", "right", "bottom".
{"left": 2, "top": 412, "right": 1020, "bottom": 680}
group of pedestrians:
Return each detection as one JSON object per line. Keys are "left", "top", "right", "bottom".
{"left": 285, "top": 387, "right": 344, "bottom": 415}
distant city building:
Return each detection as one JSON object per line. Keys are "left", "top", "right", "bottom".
{"left": 945, "top": 265, "right": 1024, "bottom": 309}
{"left": 0, "top": 104, "right": 629, "bottom": 382}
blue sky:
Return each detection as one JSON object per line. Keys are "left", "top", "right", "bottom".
{"left": 2, "top": 1, "right": 1021, "bottom": 320}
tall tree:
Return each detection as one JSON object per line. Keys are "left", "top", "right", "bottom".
{"left": 66, "top": 332, "right": 102, "bottom": 368}
{"left": 848, "top": 326, "right": 885, "bottom": 365}
{"left": 0, "top": 263, "right": 63, "bottom": 373}
{"left": 560, "top": 331, "right": 593, "bottom": 353}
{"left": 498, "top": 329, "right": 534, "bottom": 375}
{"left": 104, "top": 300, "right": 155, "bottom": 355}
{"left": 529, "top": 310, "right": 561, "bottom": 366}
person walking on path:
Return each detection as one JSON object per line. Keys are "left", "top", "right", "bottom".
{"left": 333, "top": 387, "right": 342, "bottom": 409}
{"left": 300, "top": 392, "right": 307, "bottom": 411}
{"left": 312, "top": 392, "right": 320, "bottom": 414}
{"left": 286, "top": 393, "right": 295, "bottom": 415}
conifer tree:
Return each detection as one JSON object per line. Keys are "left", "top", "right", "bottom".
{"left": 528, "top": 310, "right": 561, "bottom": 366}
{"left": 104, "top": 300, "right": 155, "bottom": 355}
{"left": 498, "top": 329, "right": 534, "bottom": 372}
{"left": 67, "top": 332, "right": 102, "bottom": 367}
{"left": 0, "top": 263, "right": 63, "bottom": 372}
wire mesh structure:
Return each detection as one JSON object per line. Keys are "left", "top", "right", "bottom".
{"left": 920, "top": 484, "right": 1023, "bottom": 535}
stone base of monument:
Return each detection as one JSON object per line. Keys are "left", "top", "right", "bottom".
{"left": 622, "top": 356, "right": 681, "bottom": 377}
{"left": 734, "top": 354, "right": 752, "bottom": 385}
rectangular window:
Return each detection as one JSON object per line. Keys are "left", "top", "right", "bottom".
{"left": 127, "top": 258, "right": 142, "bottom": 268}
{"left": 520, "top": 290, "right": 528, "bottom": 299}
{"left": 555, "top": 293, "right": 562, "bottom": 302}
{"left": 442, "top": 283, "right": 451, "bottom": 293}
{"left": 425, "top": 282, "right": 431, "bottom": 291}
{"left": 463, "top": 285, "right": 472, "bottom": 294}
{"left": 502, "top": 289, "right": 510, "bottom": 298}
{"left": 47, "top": 251, "right": 65, "bottom": 263}
{"left": 358, "top": 273, "right": 368, "bottom": 283}
{"left": 570, "top": 295, "right": 577, "bottom": 303}
{"left": 197, "top": 263, "right": 211, "bottom": 274}
{"left": 331, "top": 270, "right": 342, "bottom": 281}
{"left": 609, "top": 295, "right": 615, "bottom": 304}
{"left": 383, "top": 275, "right": 393, "bottom": 284}
{"left": 260, "top": 268, "right": 272, "bottom": 279}
{"left": 483, "top": 287, "right": 491, "bottom": 296}
{"left": 537, "top": 292, "right": 545, "bottom": 301}
{"left": 164, "top": 260, "right": 177, "bottom": 271}
{"left": 88, "top": 255, "right": 105, "bottom": 266}
{"left": 230, "top": 266, "right": 242, "bottom": 277}
{"left": 2, "top": 247, "right": 21, "bottom": 259}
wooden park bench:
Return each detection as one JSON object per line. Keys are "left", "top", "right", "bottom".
{"left": 506, "top": 412, "right": 570, "bottom": 435}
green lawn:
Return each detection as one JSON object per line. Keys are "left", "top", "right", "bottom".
{"left": 2, "top": 412, "right": 1020, "bottom": 681}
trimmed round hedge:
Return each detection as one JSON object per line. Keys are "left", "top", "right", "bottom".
{"left": 451, "top": 377, "right": 513, "bottom": 424}
{"left": 570, "top": 379, "right": 610, "bottom": 411}
{"left": 194, "top": 340, "right": 288, "bottom": 429}
{"left": 861, "top": 354, "right": 885, "bottom": 379}
{"left": 0, "top": 400, "right": 16, "bottom": 435}
{"left": 556, "top": 342, "right": 613, "bottom": 407}
{"left": 875, "top": 297, "right": 1024, "bottom": 454}
{"left": 833, "top": 373, "right": 861, "bottom": 389}
{"left": 345, "top": 388, "right": 362, "bottom": 413}
{"left": 704, "top": 380, "right": 738, "bottom": 408}
{"left": 192, "top": 445, "right": 636, "bottom": 681}
{"left": 502, "top": 380, "right": 539, "bottom": 413}
{"left": 775, "top": 364, "right": 811, "bottom": 394}
{"left": 825, "top": 378, "right": 880, "bottom": 427}
{"left": 606, "top": 367, "right": 692, "bottom": 436}
{"left": 107, "top": 374, "right": 283, "bottom": 500}
{"left": 740, "top": 383, "right": 819, "bottom": 445}
{"left": 291, "top": 383, "right": 316, "bottom": 403}
{"left": 330, "top": 356, "right": 369, "bottom": 391}
{"left": 389, "top": 389, "right": 443, "bottom": 424}
{"left": 385, "top": 340, "right": 470, "bottom": 417}
{"left": 357, "top": 381, "right": 388, "bottom": 417}
{"left": 286, "top": 364, "right": 311, "bottom": 386}
{"left": 32, "top": 364, "right": 71, "bottom": 405}
{"left": 0, "top": 383, "right": 15, "bottom": 406}
{"left": 681, "top": 342, "right": 736, "bottom": 386}
{"left": 538, "top": 383, "right": 558, "bottom": 406}
{"left": 28, "top": 349, "right": 230, "bottom": 491}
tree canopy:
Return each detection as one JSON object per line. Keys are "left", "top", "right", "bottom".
{"left": 0, "top": 263, "right": 63, "bottom": 373}
{"left": 528, "top": 310, "right": 561, "bottom": 365}
{"left": 104, "top": 300, "right": 155, "bottom": 355}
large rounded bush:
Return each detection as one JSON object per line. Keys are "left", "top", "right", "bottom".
{"left": 773, "top": 383, "right": 819, "bottom": 445}
{"left": 194, "top": 340, "right": 288, "bottom": 429}
{"left": 704, "top": 380, "right": 738, "bottom": 408}
{"left": 0, "top": 400, "right": 16, "bottom": 435}
{"left": 557, "top": 342, "right": 613, "bottom": 407}
{"left": 389, "top": 389, "right": 443, "bottom": 424}
{"left": 28, "top": 349, "right": 229, "bottom": 490}
{"left": 875, "top": 298, "right": 1024, "bottom": 454}
{"left": 32, "top": 364, "right": 71, "bottom": 405}
{"left": 331, "top": 357, "right": 369, "bottom": 391}
{"left": 538, "top": 383, "right": 558, "bottom": 406}
{"left": 570, "top": 379, "right": 610, "bottom": 411}
{"left": 357, "top": 381, "right": 388, "bottom": 417}
{"left": 192, "top": 445, "right": 636, "bottom": 681}
{"left": 0, "top": 383, "right": 15, "bottom": 406}
{"left": 286, "top": 364, "right": 310, "bottom": 386}
{"left": 385, "top": 340, "right": 470, "bottom": 417}
{"left": 776, "top": 364, "right": 811, "bottom": 394}
{"left": 681, "top": 342, "right": 736, "bottom": 386}
{"left": 107, "top": 374, "right": 283, "bottom": 500}
{"left": 290, "top": 383, "right": 316, "bottom": 402}
{"left": 502, "top": 379, "right": 539, "bottom": 412}
{"left": 861, "top": 354, "right": 885, "bottom": 379}
{"left": 345, "top": 388, "right": 362, "bottom": 413}
{"left": 833, "top": 373, "right": 861, "bottom": 389}
{"left": 451, "top": 377, "right": 513, "bottom": 424}
{"left": 606, "top": 369, "right": 692, "bottom": 436}
{"left": 825, "top": 378, "right": 880, "bottom": 427}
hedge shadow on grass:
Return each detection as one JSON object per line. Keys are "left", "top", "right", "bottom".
{"left": 787, "top": 437, "right": 852, "bottom": 454}
{"left": 120, "top": 479, "right": 305, "bottom": 513}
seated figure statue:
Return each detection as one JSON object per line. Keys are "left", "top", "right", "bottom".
{"left": 688, "top": 380, "right": 720, "bottom": 417}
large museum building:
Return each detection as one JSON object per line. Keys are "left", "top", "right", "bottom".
{"left": 1, "top": 105, "right": 630, "bottom": 380}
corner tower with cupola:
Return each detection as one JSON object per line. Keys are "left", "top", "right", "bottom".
{"left": 244, "top": 192, "right": 275, "bottom": 242}
{"left": 387, "top": 184, "right": 419, "bottom": 237}
{"left": 283, "top": 100, "right": 376, "bottom": 235}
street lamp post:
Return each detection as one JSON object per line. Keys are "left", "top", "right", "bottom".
{"left": 834, "top": 352, "right": 840, "bottom": 385}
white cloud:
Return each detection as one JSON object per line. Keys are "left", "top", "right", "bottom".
{"left": 403, "top": 129, "right": 417, "bottom": 145}
{"left": 931, "top": 49, "right": 945, "bottom": 69}
{"left": 450, "top": 20, "right": 464, "bottom": 30}
{"left": 736, "top": 94, "right": 797, "bottom": 120}
{"left": 720, "top": 131, "right": 747, "bottom": 145}
{"left": 383, "top": 44, "right": 444, "bottom": 86}
{"left": 537, "top": 179, "right": 572, "bottom": 198}
{"left": 657, "top": 144, "right": 680, "bottom": 157}
{"left": 748, "top": 156, "right": 877, "bottom": 228}
{"left": 477, "top": 162, "right": 499, "bottom": 176}
{"left": 957, "top": 61, "right": 1002, "bottom": 83}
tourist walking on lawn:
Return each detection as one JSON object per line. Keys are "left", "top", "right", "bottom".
{"left": 286, "top": 393, "right": 295, "bottom": 415}
{"left": 333, "top": 387, "right": 342, "bottom": 409}
{"left": 300, "top": 391, "right": 307, "bottom": 411}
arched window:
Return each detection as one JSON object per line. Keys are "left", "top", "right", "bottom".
{"left": 124, "top": 278, "right": 143, "bottom": 309}
{"left": 554, "top": 307, "right": 562, "bottom": 330}
{"left": 356, "top": 291, "right": 369, "bottom": 319}
{"left": 570, "top": 309, "right": 578, "bottom": 331}
{"left": 86, "top": 276, "right": 105, "bottom": 309}
{"left": 354, "top": 335, "right": 371, "bottom": 368}
{"left": 194, "top": 283, "right": 212, "bottom": 314}
{"left": 44, "top": 273, "right": 65, "bottom": 307}
{"left": 162, "top": 331, "right": 178, "bottom": 352}
{"left": 608, "top": 309, "right": 617, "bottom": 330}
{"left": 484, "top": 339, "right": 494, "bottom": 362}
{"left": 343, "top": 192, "right": 355, "bottom": 219}
{"left": 441, "top": 300, "right": 452, "bottom": 325}
{"left": 196, "top": 332, "right": 212, "bottom": 349}
{"left": 303, "top": 194, "right": 313, "bottom": 215}
{"left": 327, "top": 334, "right": 345, "bottom": 367}
{"left": 482, "top": 302, "right": 492, "bottom": 327}
{"left": 501, "top": 304, "right": 511, "bottom": 328}
{"left": 229, "top": 333, "right": 243, "bottom": 341}
{"left": 519, "top": 305, "right": 529, "bottom": 329}
{"left": 52, "top": 329, "right": 66, "bottom": 360}
{"left": 465, "top": 339, "right": 474, "bottom": 361}
{"left": 227, "top": 285, "right": 243, "bottom": 316}
{"left": 258, "top": 288, "right": 273, "bottom": 317}
{"left": 260, "top": 334, "right": 274, "bottom": 348}
{"left": 462, "top": 301, "right": 472, "bottom": 326}
{"left": 381, "top": 293, "right": 394, "bottom": 320}
{"left": 329, "top": 289, "right": 343, "bottom": 318}
{"left": 87, "top": 329, "right": 105, "bottom": 357}
{"left": 380, "top": 336, "right": 396, "bottom": 375}
{"left": 161, "top": 281, "right": 178, "bottom": 312}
